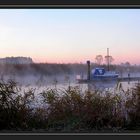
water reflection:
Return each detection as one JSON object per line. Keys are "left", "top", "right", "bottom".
{"left": 87, "top": 80, "right": 118, "bottom": 91}
{"left": 87, "top": 80, "right": 139, "bottom": 92}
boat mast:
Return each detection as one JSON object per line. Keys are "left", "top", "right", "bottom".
{"left": 107, "top": 48, "right": 110, "bottom": 71}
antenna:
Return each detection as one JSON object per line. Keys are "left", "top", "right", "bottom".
{"left": 107, "top": 48, "right": 109, "bottom": 71}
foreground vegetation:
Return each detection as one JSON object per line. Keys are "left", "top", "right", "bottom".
{"left": 1, "top": 80, "right": 140, "bottom": 132}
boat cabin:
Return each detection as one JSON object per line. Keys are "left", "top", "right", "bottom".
{"left": 91, "top": 68, "right": 119, "bottom": 79}
{"left": 91, "top": 68, "right": 105, "bottom": 76}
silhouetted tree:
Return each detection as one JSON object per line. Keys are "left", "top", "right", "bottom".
{"left": 125, "top": 62, "right": 131, "bottom": 67}
{"left": 95, "top": 55, "right": 103, "bottom": 65}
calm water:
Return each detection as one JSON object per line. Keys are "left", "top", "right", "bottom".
{"left": 3, "top": 74, "right": 139, "bottom": 92}
{"left": 7, "top": 75, "right": 137, "bottom": 109}
{"left": 18, "top": 80, "right": 138, "bottom": 108}
{"left": 1, "top": 73, "right": 139, "bottom": 109}
{"left": 2, "top": 74, "right": 140, "bottom": 97}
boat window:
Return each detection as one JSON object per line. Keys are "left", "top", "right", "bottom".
{"left": 99, "top": 69, "right": 103, "bottom": 74}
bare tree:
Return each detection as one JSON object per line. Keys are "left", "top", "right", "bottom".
{"left": 95, "top": 55, "right": 103, "bottom": 65}
{"left": 125, "top": 62, "right": 131, "bottom": 67}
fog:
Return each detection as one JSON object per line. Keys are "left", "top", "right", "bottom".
{"left": 0, "top": 63, "right": 140, "bottom": 90}
{"left": 1, "top": 63, "right": 140, "bottom": 109}
{"left": 0, "top": 63, "right": 87, "bottom": 86}
{"left": 0, "top": 74, "right": 78, "bottom": 86}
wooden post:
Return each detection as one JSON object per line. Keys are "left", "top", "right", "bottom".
{"left": 87, "top": 60, "right": 91, "bottom": 81}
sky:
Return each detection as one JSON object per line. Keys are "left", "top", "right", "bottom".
{"left": 0, "top": 9, "right": 140, "bottom": 64}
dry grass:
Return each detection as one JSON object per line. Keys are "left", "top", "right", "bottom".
{"left": 0, "top": 80, "right": 140, "bottom": 132}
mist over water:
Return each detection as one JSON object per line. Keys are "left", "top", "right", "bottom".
{"left": 0, "top": 74, "right": 78, "bottom": 89}
{"left": 0, "top": 63, "right": 140, "bottom": 93}
{"left": 1, "top": 72, "right": 139, "bottom": 91}
{"left": 1, "top": 65, "right": 140, "bottom": 110}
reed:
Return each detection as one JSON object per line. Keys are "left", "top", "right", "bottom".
{"left": 0, "top": 80, "right": 140, "bottom": 132}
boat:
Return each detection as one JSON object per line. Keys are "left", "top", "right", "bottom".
{"left": 77, "top": 48, "right": 140, "bottom": 85}
{"left": 79, "top": 67, "right": 119, "bottom": 90}
{"left": 77, "top": 48, "right": 119, "bottom": 84}
{"left": 91, "top": 48, "right": 119, "bottom": 81}
{"left": 91, "top": 67, "right": 119, "bottom": 80}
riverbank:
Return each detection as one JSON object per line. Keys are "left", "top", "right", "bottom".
{"left": 0, "top": 80, "right": 140, "bottom": 132}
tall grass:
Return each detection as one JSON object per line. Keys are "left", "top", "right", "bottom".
{"left": 0, "top": 80, "right": 140, "bottom": 132}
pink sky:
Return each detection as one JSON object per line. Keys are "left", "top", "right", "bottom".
{"left": 32, "top": 52, "right": 140, "bottom": 65}
{"left": 1, "top": 9, "right": 140, "bottom": 65}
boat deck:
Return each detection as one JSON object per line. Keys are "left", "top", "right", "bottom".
{"left": 78, "top": 77, "right": 140, "bottom": 84}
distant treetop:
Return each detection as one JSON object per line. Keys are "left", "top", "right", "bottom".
{"left": 0, "top": 57, "right": 33, "bottom": 64}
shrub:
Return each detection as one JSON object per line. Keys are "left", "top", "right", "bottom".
{"left": 0, "top": 80, "right": 140, "bottom": 132}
